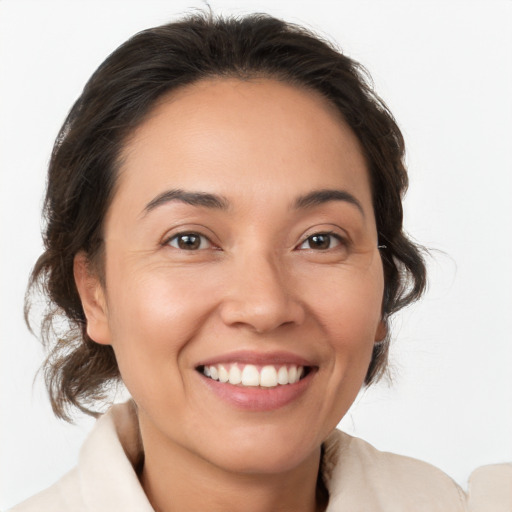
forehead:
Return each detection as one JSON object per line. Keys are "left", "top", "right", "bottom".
{"left": 113, "top": 78, "right": 372, "bottom": 215}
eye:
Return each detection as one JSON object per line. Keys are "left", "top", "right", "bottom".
{"left": 297, "top": 232, "right": 343, "bottom": 250}
{"left": 167, "top": 232, "right": 212, "bottom": 250}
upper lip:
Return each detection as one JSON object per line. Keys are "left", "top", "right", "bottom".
{"left": 195, "top": 350, "right": 316, "bottom": 368}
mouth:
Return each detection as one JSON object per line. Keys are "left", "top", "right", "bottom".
{"left": 196, "top": 363, "right": 312, "bottom": 388}
{"left": 195, "top": 351, "right": 317, "bottom": 411}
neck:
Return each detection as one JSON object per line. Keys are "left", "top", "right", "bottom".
{"left": 139, "top": 424, "right": 326, "bottom": 512}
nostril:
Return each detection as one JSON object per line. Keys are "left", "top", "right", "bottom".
{"left": 218, "top": 297, "right": 305, "bottom": 334}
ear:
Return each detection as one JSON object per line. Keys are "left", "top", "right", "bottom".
{"left": 73, "top": 252, "right": 112, "bottom": 345}
{"left": 374, "top": 319, "right": 387, "bottom": 342}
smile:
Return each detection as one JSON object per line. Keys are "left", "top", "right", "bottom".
{"left": 199, "top": 363, "right": 307, "bottom": 387}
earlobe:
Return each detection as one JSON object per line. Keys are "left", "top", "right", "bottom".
{"left": 73, "top": 252, "right": 112, "bottom": 345}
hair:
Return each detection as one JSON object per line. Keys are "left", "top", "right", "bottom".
{"left": 26, "top": 12, "right": 426, "bottom": 421}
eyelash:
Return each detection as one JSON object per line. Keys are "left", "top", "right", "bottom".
{"left": 164, "top": 230, "right": 347, "bottom": 252}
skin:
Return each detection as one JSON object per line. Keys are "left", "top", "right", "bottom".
{"left": 75, "top": 78, "right": 386, "bottom": 512}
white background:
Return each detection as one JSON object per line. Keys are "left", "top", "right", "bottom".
{"left": 1, "top": 0, "right": 511, "bottom": 509}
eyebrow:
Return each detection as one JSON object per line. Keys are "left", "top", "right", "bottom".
{"left": 141, "top": 187, "right": 365, "bottom": 218}
{"left": 142, "top": 189, "right": 229, "bottom": 216}
{"left": 294, "top": 189, "right": 365, "bottom": 217}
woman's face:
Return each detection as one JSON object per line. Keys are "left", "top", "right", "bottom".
{"left": 79, "top": 78, "right": 385, "bottom": 475}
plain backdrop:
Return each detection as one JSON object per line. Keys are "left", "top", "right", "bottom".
{"left": 1, "top": 0, "right": 511, "bottom": 508}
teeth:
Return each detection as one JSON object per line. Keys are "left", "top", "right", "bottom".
{"left": 241, "top": 364, "right": 260, "bottom": 386}
{"left": 228, "top": 365, "right": 242, "bottom": 385}
{"left": 288, "top": 366, "right": 297, "bottom": 383}
{"left": 202, "top": 363, "right": 305, "bottom": 387}
{"left": 218, "top": 365, "right": 229, "bottom": 383}
{"left": 260, "top": 365, "right": 278, "bottom": 387}
{"left": 209, "top": 366, "right": 219, "bottom": 380}
{"left": 277, "top": 366, "right": 289, "bottom": 385}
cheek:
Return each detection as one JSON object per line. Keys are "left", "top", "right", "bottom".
{"left": 103, "top": 265, "right": 219, "bottom": 381}
{"left": 307, "top": 263, "right": 384, "bottom": 387}
{"left": 307, "top": 263, "right": 384, "bottom": 339}
{"left": 292, "top": 266, "right": 384, "bottom": 438}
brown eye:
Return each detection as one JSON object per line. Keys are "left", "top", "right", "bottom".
{"left": 168, "top": 233, "right": 211, "bottom": 250}
{"left": 298, "top": 233, "right": 342, "bottom": 250}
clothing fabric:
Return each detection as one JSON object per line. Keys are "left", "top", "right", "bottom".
{"left": 10, "top": 401, "right": 512, "bottom": 512}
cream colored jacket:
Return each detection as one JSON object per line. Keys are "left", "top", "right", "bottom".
{"left": 10, "top": 401, "right": 512, "bottom": 511}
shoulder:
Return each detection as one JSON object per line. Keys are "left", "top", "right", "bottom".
{"left": 467, "top": 463, "right": 512, "bottom": 512}
{"left": 7, "top": 401, "right": 152, "bottom": 512}
{"left": 323, "top": 430, "right": 467, "bottom": 511}
{"left": 7, "top": 468, "right": 84, "bottom": 512}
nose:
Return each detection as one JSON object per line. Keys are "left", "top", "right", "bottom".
{"left": 219, "top": 253, "right": 305, "bottom": 333}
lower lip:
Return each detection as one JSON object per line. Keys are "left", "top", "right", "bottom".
{"left": 199, "top": 371, "right": 314, "bottom": 412}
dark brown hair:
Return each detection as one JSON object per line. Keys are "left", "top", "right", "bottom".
{"left": 26, "top": 12, "right": 426, "bottom": 421}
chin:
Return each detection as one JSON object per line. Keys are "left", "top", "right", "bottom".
{"left": 194, "top": 424, "right": 324, "bottom": 476}
{"left": 212, "top": 446, "right": 319, "bottom": 476}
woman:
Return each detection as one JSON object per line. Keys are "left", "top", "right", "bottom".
{"left": 9, "top": 11, "right": 511, "bottom": 512}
